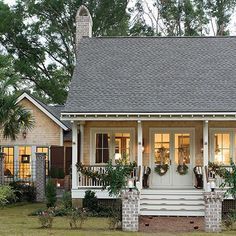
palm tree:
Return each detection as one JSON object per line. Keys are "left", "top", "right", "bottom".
{"left": 0, "top": 78, "right": 34, "bottom": 140}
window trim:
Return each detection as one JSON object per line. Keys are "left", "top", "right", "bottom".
{"left": 90, "top": 128, "right": 135, "bottom": 165}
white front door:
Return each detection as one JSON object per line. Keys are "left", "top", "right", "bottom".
{"left": 150, "top": 128, "right": 194, "bottom": 188}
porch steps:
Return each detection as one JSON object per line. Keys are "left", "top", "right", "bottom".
{"left": 140, "top": 189, "right": 205, "bottom": 216}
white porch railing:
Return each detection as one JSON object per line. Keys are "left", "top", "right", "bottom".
{"left": 77, "top": 165, "right": 141, "bottom": 188}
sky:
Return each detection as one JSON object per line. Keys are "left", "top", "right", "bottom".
{"left": 3, "top": 0, "right": 236, "bottom": 35}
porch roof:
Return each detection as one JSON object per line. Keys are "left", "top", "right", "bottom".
{"left": 63, "top": 36, "right": 236, "bottom": 115}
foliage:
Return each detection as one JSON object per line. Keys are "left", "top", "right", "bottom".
{"left": 9, "top": 181, "right": 36, "bottom": 202}
{"left": 61, "top": 191, "right": 72, "bottom": 209}
{"left": 219, "top": 159, "right": 236, "bottom": 199}
{"left": 45, "top": 179, "right": 57, "bottom": 208}
{"left": 50, "top": 167, "right": 65, "bottom": 179}
{"left": 130, "top": 0, "right": 236, "bottom": 36}
{"left": 223, "top": 209, "right": 236, "bottom": 230}
{"left": 108, "top": 209, "right": 122, "bottom": 230}
{"left": 154, "top": 164, "right": 169, "bottom": 176}
{"left": 77, "top": 158, "right": 136, "bottom": 197}
{"left": 208, "top": 161, "right": 226, "bottom": 177}
{"left": 38, "top": 208, "right": 54, "bottom": 228}
{"left": 103, "top": 159, "right": 136, "bottom": 197}
{"left": 0, "top": 185, "right": 16, "bottom": 207}
{"left": 176, "top": 164, "right": 189, "bottom": 175}
{"left": 0, "top": 0, "right": 130, "bottom": 104}
{"left": 0, "top": 78, "right": 34, "bottom": 140}
{"left": 67, "top": 208, "right": 88, "bottom": 229}
{"left": 83, "top": 190, "right": 98, "bottom": 212}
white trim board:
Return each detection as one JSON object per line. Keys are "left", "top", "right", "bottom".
{"left": 61, "top": 112, "right": 236, "bottom": 121}
{"left": 17, "top": 92, "right": 68, "bottom": 131}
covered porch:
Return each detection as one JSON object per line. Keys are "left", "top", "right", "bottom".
{"left": 61, "top": 113, "right": 236, "bottom": 215}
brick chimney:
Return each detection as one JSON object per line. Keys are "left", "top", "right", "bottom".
{"left": 76, "top": 5, "right": 93, "bottom": 55}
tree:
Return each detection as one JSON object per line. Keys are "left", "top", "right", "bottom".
{"left": 0, "top": 78, "right": 34, "bottom": 140}
{"left": 0, "top": 0, "right": 130, "bottom": 104}
{"left": 130, "top": 0, "right": 236, "bottom": 36}
{"left": 206, "top": 0, "right": 236, "bottom": 35}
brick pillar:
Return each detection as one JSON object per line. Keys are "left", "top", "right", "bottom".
{"left": 0, "top": 152, "right": 5, "bottom": 185}
{"left": 204, "top": 191, "right": 224, "bottom": 233}
{"left": 35, "top": 152, "right": 46, "bottom": 202}
{"left": 121, "top": 189, "right": 139, "bottom": 232}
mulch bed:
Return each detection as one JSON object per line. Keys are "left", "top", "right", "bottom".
{"left": 139, "top": 216, "right": 204, "bottom": 233}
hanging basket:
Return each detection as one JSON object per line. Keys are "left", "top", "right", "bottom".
{"left": 177, "top": 164, "right": 188, "bottom": 175}
{"left": 155, "top": 164, "right": 169, "bottom": 176}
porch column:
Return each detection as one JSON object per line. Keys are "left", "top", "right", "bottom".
{"left": 79, "top": 121, "right": 85, "bottom": 164}
{"left": 137, "top": 121, "right": 143, "bottom": 190}
{"left": 203, "top": 120, "right": 209, "bottom": 191}
{"left": 72, "top": 121, "right": 78, "bottom": 189}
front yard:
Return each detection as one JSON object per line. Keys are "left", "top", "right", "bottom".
{"left": 0, "top": 203, "right": 235, "bottom": 236}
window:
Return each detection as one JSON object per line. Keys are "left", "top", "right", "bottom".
{"left": 19, "top": 146, "right": 31, "bottom": 178}
{"left": 95, "top": 133, "right": 110, "bottom": 163}
{"left": 2, "top": 147, "right": 14, "bottom": 176}
{"left": 36, "top": 147, "right": 49, "bottom": 175}
{"left": 92, "top": 129, "right": 134, "bottom": 164}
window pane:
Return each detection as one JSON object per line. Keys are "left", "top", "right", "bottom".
{"left": 174, "top": 134, "right": 190, "bottom": 164}
{"left": 95, "top": 133, "right": 110, "bottom": 163}
{"left": 19, "top": 146, "right": 31, "bottom": 178}
{"left": 96, "top": 149, "right": 103, "bottom": 163}
{"left": 114, "top": 133, "right": 130, "bottom": 162}
{"left": 223, "top": 134, "right": 230, "bottom": 148}
{"left": 214, "top": 133, "right": 230, "bottom": 165}
{"left": 3, "top": 147, "right": 14, "bottom": 176}
{"left": 154, "top": 133, "right": 170, "bottom": 165}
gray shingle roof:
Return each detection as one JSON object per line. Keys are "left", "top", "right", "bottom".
{"left": 64, "top": 37, "right": 236, "bottom": 113}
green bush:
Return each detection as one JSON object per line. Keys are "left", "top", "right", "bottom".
{"left": 0, "top": 185, "right": 16, "bottom": 207}
{"left": 67, "top": 208, "right": 88, "bottom": 229}
{"left": 223, "top": 210, "right": 236, "bottom": 230}
{"left": 45, "top": 179, "right": 57, "bottom": 208}
{"left": 62, "top": 191, "right": 72, "bottom": 209}
{"left": 9, "top": 181, "right": 36, "bottom": 202}
{"left": 83, "top": 190, "right": 98, "bottom": 212}
{"left": 38, "top": 208, "right": 54, "bottom": 228}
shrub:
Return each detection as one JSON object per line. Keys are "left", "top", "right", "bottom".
{"left": 68, "top": 208, "right": 88, "bottom": 229}
{"left": 62, "top": 191, "right": 72, "bottom": 209}
{"left": 223, "top": 210, "right": 236, "bottom": 230}
{"left": 0, "top": 185, "right": 16, "bottom": 207}
{"left": 83, "top": 190, "right": 98, "bottom": 211}
{"left": 45, "top": 179, "right": 57, "bottom": 208}
{"left": 38, "top": 208, "right": 54, "bottom": 228}
{"left": 9, "top": 181, "right": 36, "bottom": 202}
{"left": 108, "top": 209, "right": 122, "bottom": 230}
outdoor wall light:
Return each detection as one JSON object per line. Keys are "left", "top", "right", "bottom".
{"left": 210, "top": 180, "right": 216, "bottom": 192}
{"left": 127, "top": 178, "right": 134, "bottom": 191}
{"left": 22, "top": 131, "right": 27, "bottom": 139}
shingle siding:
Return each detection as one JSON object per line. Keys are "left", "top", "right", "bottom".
{"left": 64, "top": 37, "right": 236, "bottom": 113}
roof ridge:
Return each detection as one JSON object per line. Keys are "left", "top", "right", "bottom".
{"left": 83, "top": 36, "right": 236, "bottom": 39}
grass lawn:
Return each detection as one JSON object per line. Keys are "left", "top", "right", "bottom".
{"left": 0, "top": 203, "right": 235, "bottom": 236}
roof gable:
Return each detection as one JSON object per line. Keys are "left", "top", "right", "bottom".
{"left": 17, "top": 92, "right": 69, "bottom": 130}
{"left": 64, "top": 37, "right": 236, "bottom": 113}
